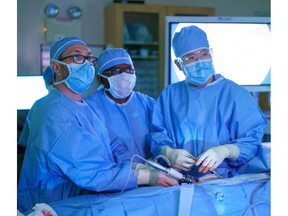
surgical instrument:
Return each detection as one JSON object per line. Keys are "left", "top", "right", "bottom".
{"left": 145, "top": 159, "right": 199, "bottom": 184}
{"left": 187, "top": 154, "right": 222, "bottom": 179}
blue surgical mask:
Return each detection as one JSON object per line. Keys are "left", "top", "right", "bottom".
{"left": 53, "top": 60, "right": 95, "bottom": 93}
{"left": 181, "top": 59, "right": 215, "bottom": 86}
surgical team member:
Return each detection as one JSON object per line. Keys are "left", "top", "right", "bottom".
{"left": 149, "top": 25, "right": 267, "bottom": 178}
{"left": 86, "top": 48, "right": 155, "bottom": 163}
{"left": 18, "top": 67, "right": 54, "bottom": 149}
{"left": 17, "top": 37, "right": 178, "bottom": 213}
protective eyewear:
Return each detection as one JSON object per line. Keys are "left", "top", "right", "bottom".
{"left": 102, "top": 67, "right": 136, "bottom": 76}
{"left": 59, "top": 55, "right": 98, "bottom": 67}
{"left": 179, "top": 49, "right": 212, "bottom": 64}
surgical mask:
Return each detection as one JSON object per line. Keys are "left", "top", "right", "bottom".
{"left": 53, "top": 60, "right": 95, "bottom": 93}
{"left": 181, "top": 58, "right": 215, "bottom": 86}
{"left": 100, "top": 73, "right": 136, "bottom": 99}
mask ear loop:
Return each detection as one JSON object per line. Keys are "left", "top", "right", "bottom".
{"left": 51, "top": 60, "right": 71, "bottom": 85}
{"left": 98, "top": 73, "right": 112, "bottom": 90}
{"left": 177, "top": 58, "right": 187, "bottom": 76}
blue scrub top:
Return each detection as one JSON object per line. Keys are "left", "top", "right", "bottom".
{"left": 18, "top": 111, "right": 32, "bottom": 148}
{"left": 86, "top": 89, "right": 155, "bottom": 163}
{"left": 18, "top": 100, "right": 42, "bottom": 148}
{"left": 149, "top": 74, "right": 267, "bottom": 178}
{"left": 17, "top": 89, "right": 138, "bottom": 213}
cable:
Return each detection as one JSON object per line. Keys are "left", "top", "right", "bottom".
{"left": 134, "top": 154, "right": 199, "bottom": 183}
{"left": 103, "top": 154, "right": 141, "bottom": 197}
{"left": 109, "top": 154, "right": 199, "bottom": 195}
{"left": 247, "top": 181, "right": 269, "bottom": 216}
{"left": 194, "top": 184, "right": 224, "bottom": 202}
{"left": 242, "top": 201, "right": 270, "bottom": 216}
{"left": 119, "top": 154, "right": 139, "bottom": 194}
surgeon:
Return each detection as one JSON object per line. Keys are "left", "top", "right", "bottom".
{"left": 17, "top": 37, "right": 178, "bottom": 213}
{"left": 149, "top": 25, "right": 267, "bottom": 179}
{"left": 86, "top": 48, "right": 155, "bottom": 163}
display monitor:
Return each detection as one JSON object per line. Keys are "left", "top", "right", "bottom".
{"left": 164, "top": 16, "right": 271, "bottom": 92}
{"left": 17, "top": 76, "right": 49, "bottom": 110}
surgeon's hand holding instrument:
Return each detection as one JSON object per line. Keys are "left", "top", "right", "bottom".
{"left": 136, "top": 167, "right": 159, "bottom": 186}
{"left": 144, "top": 158, "right": 199, "bottom": 184}
{"left": 133, "top": 154, "right": 199, "bottom": 184}
{"left": 196, "top": 144, "right": 240, "bottom": 173}
{"left": 160, "top": 146, "right": 196, "bottom": 171}
{"left": 136, "top": 166, "right": 180, "bottom": 186}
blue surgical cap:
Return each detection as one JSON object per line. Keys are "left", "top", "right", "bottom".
{"left": 43, "top": 67, "right": 53, "bottom": 85}
{"left": 97, "top": 48, "right": 133, "bottom": 74}
{"left": 172, "top": 25, "right": 209, "bottom": 58}
{"left": 50, "top": 37, "right": 87, "bottom": 61}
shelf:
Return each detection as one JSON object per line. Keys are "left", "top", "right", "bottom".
{"left": 105, "top": 3, "right": 215, "bottom": 98}
{"left": 130, "top": 55, "right": 158, "bottom": 60}
{"left": 124, "top": 41, "right": 159, "bottom": 45}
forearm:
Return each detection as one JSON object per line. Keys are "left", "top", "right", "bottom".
{"left": 228, "top": 143, "right": 259, "bottom": 166}
{"left": 149, "top": 131, "right": 176, "bottom": 157}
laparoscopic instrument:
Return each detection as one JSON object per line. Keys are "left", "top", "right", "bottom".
{"left": 186, "top": 154, "right": 222, "bottom": 179}
{"left": 133, "top": 155, "right": 225, "bottom": 201}
{"left": 134, "top": 154, "right": 222, "bottom": 184}
{"left": 145, "top": 159, "right": 199, "bottom": 184}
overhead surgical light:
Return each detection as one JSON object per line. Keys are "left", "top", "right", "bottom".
{"left": 68, "top": 7, "right": 82, "bottom": 19}
{"left": 44, "top": 4, "right": 59, "bottom": 18}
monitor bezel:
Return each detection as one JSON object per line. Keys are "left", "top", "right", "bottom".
{"left": 164, "top": 16, "right": 271, "bottom": 92}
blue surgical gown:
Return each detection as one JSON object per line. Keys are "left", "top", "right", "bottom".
{"left": 18, "top": 92, "right": 50, "bottom": 148}
{"left": 149, "top": 74, "right": 267, "bottom": 178}
{"left": 86, "top": 89, "right": 155, "bottom": 163}
{"left": 18, "top": 111, "right": 31, "bottom": 148}
{"left": 17, "top": 89, "right": 138, "bottom": 213}
{"left": 18, "top": 101, "right": 39, "bottom": 148}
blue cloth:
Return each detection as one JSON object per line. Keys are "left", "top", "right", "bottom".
{"left": 86, "top": 89, "right": 155, "bottom": 163}
{"left": 149, "top": 74, "right": 267, "bottom": 178}
{"left": 18, "top": 98, "right": 47, "bottom": 148}
{"left": 46, "top": 173, "right": 270, "bottom": 216}
{"left": 97, "top": 48, "right": 133, "bottom": 74}
{"left": 43, "top": 67, "right": 53, "bottom": 85}
{"left": 17, "top": 89, "right": 138, "bottom": 213}
{"left": 244, "top": 142, "right": 271, "bottom": 173}
{"left": 18, "top": 106, "right": 33, "bottom": 148}
{"left": 172, "top": 25, "right": 209, "bottom": 58}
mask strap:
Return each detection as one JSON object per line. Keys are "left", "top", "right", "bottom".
{"left": 98, "top": 73, "right": 111, "bottom": 90}
{"left": 51, "top": 59, "right": 67, "bottom": 66}
{"left": 177, "top": 60, "right": 187, "bottom": 76}
{"left": 51, "top": 59, "right": 70, "bottom": 85}
{"left": 98, "top": 73, "right": 109, "bottom": 79}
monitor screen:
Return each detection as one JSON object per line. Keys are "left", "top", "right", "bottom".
{"left": 164, "top": 16, "right": 271, "bottom": 92}
{"left": 17, "top": 76, "right": 49, "bottom": 110}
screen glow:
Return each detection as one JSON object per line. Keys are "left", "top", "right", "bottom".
{"left": 17, "top": 76, "right": 48, "bottom": 110}
{"left": 165, "top": 17, "right": 271, "bottom": 92}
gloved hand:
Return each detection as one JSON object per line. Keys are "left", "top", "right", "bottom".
{"left": 136, "top": 167, "right": 179, "bottom": 187}
{"left": 132, "top": 162, "right": 150, "bottom": 170}
{"left": 196, "top": 144, "right": 240, "bottom": 173}
{"left": 161, "top": 146, "right": 196, "bottom": 171}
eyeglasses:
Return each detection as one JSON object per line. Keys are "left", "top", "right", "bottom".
{"left": 59, "top": 55, "right": 98, "bottom": 66}
{"left": 179, "top": 49, "right": 212, "bottom": 64}
{"left": 102, "top": 67, "right": 136, "bottom": 76}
